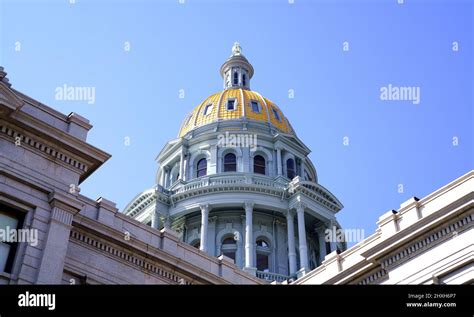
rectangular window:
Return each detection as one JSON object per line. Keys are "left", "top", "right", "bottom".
{"left": 233, "top": 72, "right": 238, "bottom": 85}
{"left": 257, "top": 253, "right": 269, "bottom": 272}
{"left": 203, "top": 104, "right": 213, "bottom": 116}
{"left": 226, "top": 99, "right": 236, "bottom": 111}
{"left": 272, "top": 108, "right": 281, "bottom": 122}
{"left": 250, "top": 101, "right": 260, "bottom": 113}
{"left": 0, "top": 205, "right": 24, "bottom": 274}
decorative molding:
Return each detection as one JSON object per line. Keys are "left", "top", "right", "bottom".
{"left": 353, "top": 212, "right": 473, "bottom": 285}
{"left": 380, "top": 213, "right": 473, "bottom": 271}
{"left": 295, "top": 201, "right": 306, "bottom": 212}
{"left": 0, "top": 122, "right": 88, "bottom": 172}
{"left": 69, "top": 229, "right": 192, "bottom": 285}
{"left": 51, "top": 207, "right": 74, "bottom": 226}
{"left": 199, "top": 204, "right": 210, "bottom": 213}
{"left": 244, "top": 201, "right": 254, "bottom": 211}
{"left": 125, "top": 191, "right": 157, "bottom": 217}
{"left": 357, "top": 268, "right": 388, "bottom": 285}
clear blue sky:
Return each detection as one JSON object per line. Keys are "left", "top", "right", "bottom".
{"left": 1, "top": 0, "right": 472, "bottom": 244}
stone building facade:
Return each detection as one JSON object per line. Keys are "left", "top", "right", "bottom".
{"left": 1, "top": 43, "right": 470, "bottom": 286}
{"left": 296, "top": 171, "right": 473, "bottom": 285}
{"left": 0, "top": 66, "right": 261, "bottom": 285}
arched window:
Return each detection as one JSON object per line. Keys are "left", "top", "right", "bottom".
{"left": 233, "top": 72, "right": 238, "bottom": 85}
{"left": 287, "top": 158, "right": 296, "bottom": 179}
{"left": 223, "top": 153, "right": 237, "bottom": 172}
{"left": 196, "top": 158, "right": 207, "bottom": 177}
{"left": 222, "top": 237, "right": 235, "bottom": 245}
{"left": 221, "top": 236, "right": 237, "bottom": 263}
{"left": 253, "top": 155, "right": 266, "bottom": 175}
{"left": 242, "top": 74, "right": 246, "bottom": 86}
{"left": 256, "top": 239, "right": 269, "bottom": 248}
{"left": 256, "top": 238, "right": 271, "bottom": 272}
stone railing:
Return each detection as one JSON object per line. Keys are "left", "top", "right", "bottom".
{"left": 256, "top": 270, "right": 290, "bottom": 283}
{"left": 170, "top": 173, "right": 288, "bottom": 195}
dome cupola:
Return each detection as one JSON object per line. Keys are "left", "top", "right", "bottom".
{"left": 220, "top": 42, "right": 254, "bottom": 90}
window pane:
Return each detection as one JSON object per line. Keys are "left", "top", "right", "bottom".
{"left": 224, "top": 153, "right": 237, "bottom": 172}
{"left": 223, "top": 251, "right": 236, "bottom": 263}
{"left": 224, "top": 153, "right": 236, "bottom": 163}
{"left": 197, "top": 158, "right": 207, "bottom": 177}
{"left": 257, "top": 253, "right": 269, "bottom": 271}
{"left": 272, "top": 108, "right": 280, "bottom": 121}
{"left": 254, "top": 155, "right": 266, "bottom": 175}
{"left": 0, "top": 213, "right": 18, "bottom": 235}
{"left": 287, "top": 159, "right": 295, "bottom": 179}
{"left": 224, "top": 164, "right": 236, "bottom": 172}
{"left": 222, "top": 237, "right": 236, "bottom": 245}
{"left": 251, "top": 101, "right": 260, "bottom": 113}
{"left": 233, "top": 72, "right": 238, "bottom": 85}
{"left": 227, "top": 100, "right": 235, "bottom": 111}
{"left": 257, "top": 240, "right": 269, "bottom": 248}
{"left": 0, "top": 243, "right": 11, "bottom": 273}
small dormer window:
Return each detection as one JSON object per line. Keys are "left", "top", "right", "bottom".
{"left": 233, "top": 72, "right": 238, "bottom": 85}
{"left": 203, "top": 104, "right": 213, "bottom": 116}
{"left": 242, "top": 74, "right": 246, "bottom": 86}
{"left": 251, "top": 101, "right": 260, "bottom": 113}
{"left": 272, "top": 108, "right": 281, "bottom": 122}
{"left": 226, "top": 99, "right": 236, "bottom": 111}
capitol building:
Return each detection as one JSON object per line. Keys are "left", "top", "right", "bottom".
{"left": 0, "top": 43, "right": 471, "bottom": 285}
{"left": 123, "top": 43, "right": 346, "bottom": 281}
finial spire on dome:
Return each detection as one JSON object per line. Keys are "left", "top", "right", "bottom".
{"left": 220, "top": 42, "right": 254, "bottom": 90}
{"left": 231, "top": 42, "right": 242, "bottom": 56}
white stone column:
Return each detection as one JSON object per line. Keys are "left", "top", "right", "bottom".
{"left": 199, "top": 204, "right": 210, "bottom": 253}
{"left": 276, "top": 147, "right": 282, "bottom": 176}
{"left": 240, "top": 215, "right": 246, "bottom": 269}
{"left": 300, "top": 158, "right": 306, "bottom": 178}
{"left": 296, "top": 203, "right": 309, "bottom": 272}
{"left": 244, "top": 202, "right": 256, "bottom": 275}
{"left": 208, "top": 216, "right": 217, "bottom": 256}
{"left": 159, "top": 166, "right": 167, "bottom": 186}
{"left": 328, "top": 219, "right": 338, "bottom": 253}
{"left": 179, "top": 148, "right": 185, "bottom": 181}
{"left": 163, "top": 166, "right": 170, "bottom": 187}
{"left": 286, "top": 210, "right": 297, "bottom": 275}
{"left": 315, "top": 224, "right": 328, "bottom": 264}
{"left": 151, "top": 210, "right": 159, "bottom": 229}
{"left": 183, "top": 154, "right": 188, "bottom": 182}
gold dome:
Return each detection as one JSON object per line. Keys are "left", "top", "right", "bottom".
{"left": 178, "top": 88, "right": 294, "bottom": 137}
